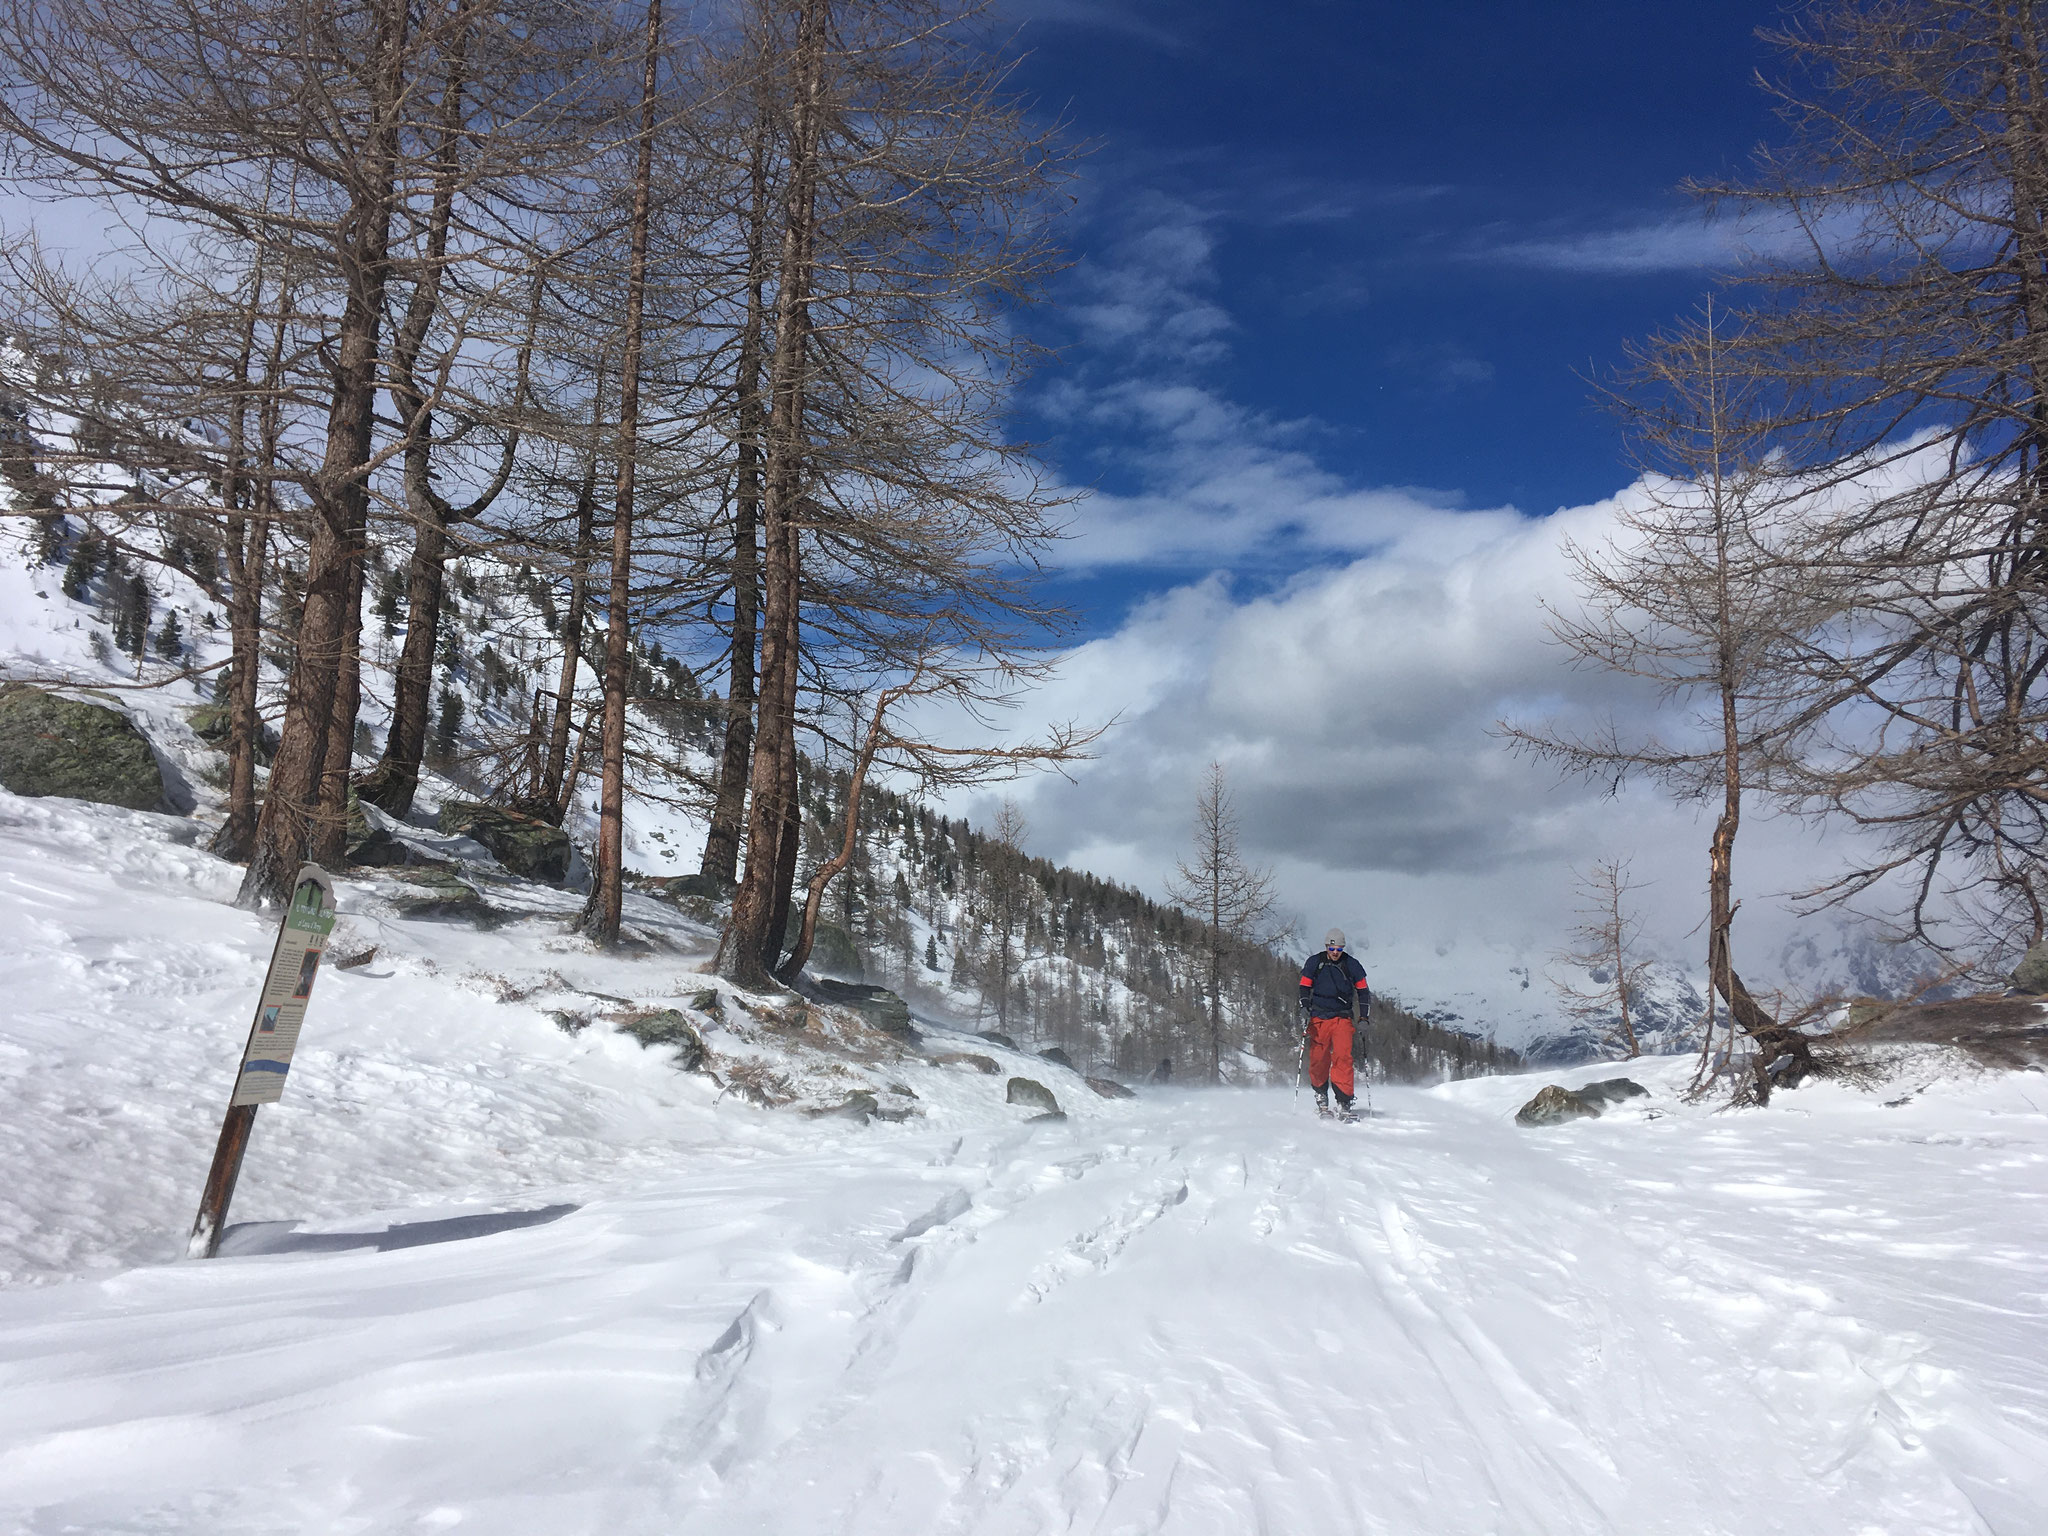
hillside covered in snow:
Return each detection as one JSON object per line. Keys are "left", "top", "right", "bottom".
{"left": 0, "top": 786, "right": 2043, "bottom": 1532}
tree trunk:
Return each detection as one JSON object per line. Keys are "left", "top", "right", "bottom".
{"left": 308, "top": 546, "right": 368, "bottom": 865}
{"left": 575, "top": 0, "right": 661, "bottom": 946}
{"left": 359, "top": 510, "right": 447, "bottom": 818}
{"left": 777, "top": 689, "right": 892, "bottom": 981}
{"left": 537, "top": 449, "right": 599, "bottom": 821}
{"left": 209, "top": 260, "right": 276, "bottom": 864}
{"left": 717, "top": 0, "right": 823, "bottom": 987}
{"left": 211, "top": 504, "right": 268, "bottom": 863}
{"left": 1708, "top": 673, "right": 1810, "bottom": 1101}
{"left": 236, "top": 0, "right": 408, "bottom": 909}
{"left": 700, "top": 300, "right": 766, "bottom": 882}
{"left": 357, "top": 24, "right": 478, "bottom": 821}
{"left": 761, "top": 535, "right": 803, "bottom": 967}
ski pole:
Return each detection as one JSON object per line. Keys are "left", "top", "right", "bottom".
{"left": 1292, "top": 1014, "right": 1310, "bottom": 1107}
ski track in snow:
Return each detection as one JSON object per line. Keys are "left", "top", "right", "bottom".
{"left": 0, "top": 1086, "right": 2042, "bottom": 1533}
{"left": 0, "top": 798, "right": 2043, "bottom": 1532}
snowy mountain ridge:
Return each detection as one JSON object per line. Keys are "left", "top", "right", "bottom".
{"left": 1378, "top": 918, "right": 1954, "bottom": 1066}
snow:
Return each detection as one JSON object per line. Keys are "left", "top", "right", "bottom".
{"left": 3, "top": 516, "right": 2045, "bottom": 1533}
{"left": 0, "top": 797, "right": 2044, "bottom": 1532}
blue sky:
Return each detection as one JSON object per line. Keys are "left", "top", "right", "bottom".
{"left": 1005, "top": 0, "right": 1787, "bottom": 628}
{"left": 935, "top": 2, "right": 1902, "bottom": 991}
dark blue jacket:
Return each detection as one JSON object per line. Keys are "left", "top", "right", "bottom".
{"left": 1299, "top": 950, "right": 1369, "bottom": 1020}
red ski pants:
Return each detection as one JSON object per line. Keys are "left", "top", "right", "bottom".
{"left": 1307, "top": 1014, "right": 1354, "bottom": 1099}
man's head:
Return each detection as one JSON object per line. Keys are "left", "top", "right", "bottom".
{"left": 1323, "top": 927, "right": 1346, "bottom": 955}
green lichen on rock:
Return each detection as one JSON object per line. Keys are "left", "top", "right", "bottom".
{"left": 1006, "top": 1076, "right": 1060, "bottom": 1114}
{"left": 1514, "top": 1084, "right": 1602, "bottom": 1127}
{"left": 0, "top": 684, "right": 163, "bottom": 810}
{"left": 2011, "top": 942, "right": 2048, "bottom": 995}
{"left": 438, "top": 799, "right": 571, "bottom": 884}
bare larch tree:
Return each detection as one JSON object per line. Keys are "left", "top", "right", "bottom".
{"left": 1550, "top": 857, "right": 1650, "bottom": 1060}
{"left": 1167, "top": 762, "right": 1281, "bottom": 1084}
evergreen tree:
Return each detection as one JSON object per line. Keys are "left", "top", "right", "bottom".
{"left": 125, "top": 574, "right": 150, "bottom": 657}
{"left": 33, "top": 514, "right": 66, "bottom": 567}
{"left": 373, "top": 567, "right": 403, "bottom": 636}
{"left": 431, "top": 687, "right": 464, "bottom": 767}
{"left": 60, "top": 530, "right": 101, "bottom": 599}
{"left": 154, "top": 610, "right": 183, "bottom": 661}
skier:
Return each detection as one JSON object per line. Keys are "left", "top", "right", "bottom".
{"left": 1299, "top": 928, "right": 1369, "bottom": 1120}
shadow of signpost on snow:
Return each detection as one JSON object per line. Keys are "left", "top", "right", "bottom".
{"left": 215, "top": 1202, "right": 579, "bottom": 1257}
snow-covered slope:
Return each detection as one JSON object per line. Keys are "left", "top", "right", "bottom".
{"left": 3, "top": 539, "right": 2045, "bottom": 1534}
{"left": 1382, "top": 913, "right": 1956, "bottom": 1066}
{"left": 0, "top": 840, "right": 2040, "bottom": 1536}
{"left": 1384, "top": 941, "right": 1709, "bottom": 1065}
{"left": 0, "top": 789, "right": 1137, "bottom": 1288}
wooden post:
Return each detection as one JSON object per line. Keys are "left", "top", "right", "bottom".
{"left": 187, "top": 1104, "right": 257, "bottom": 1260}
{"left": 187, "top": 864, "right": 337, "bottom": 1259}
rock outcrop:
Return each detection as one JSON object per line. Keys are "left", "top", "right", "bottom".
{"left": 0, "top": 685, "right": 162, "bottom": 810}
{"left": 813, "top": 979, "right": 916, "bottom": 1040}
{"left": 2011, "top": 943, "right": 2048, "bottom": 996}
{"left": 1006, "top": 1076, "right": 1060, "bottom": 1114}
{"left": 437, "top": 800, "right": 571, "bottom": 884}
{"left": 1514, "top": 1084, "right": 1602, "bottom": 1127}
{"left": 386, "top": 868, "right": 497, "bottom": 926}
{"left": 612, "top": 1009, "right": 707, "bottom": 1072}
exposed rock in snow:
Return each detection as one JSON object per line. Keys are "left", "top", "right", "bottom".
{"left": 438, "top": 799, "right": 572, "bottom": 884}
{"left": 1006, "top": 1076, "right": 1059, "bottom": 1113}
{"left": 0, "top": 682, "right": 164, "bottom": 809}
{"left": 1514, "top": 1083, "right": 1602, "bottom": 1126}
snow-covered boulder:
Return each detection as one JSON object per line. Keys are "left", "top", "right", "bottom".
{"left": 812, "top": 979, "right": 915, "bottom": 1039}
{"left": 2011, "top": 942, "right": 2048, "bottom": 995}
{"left": 0, "top": 684, "right": 163, "bottom": 810}
{"left": 1514, "top": 1083, "right": 1601, "bottom": 1127}
{"left": 437, "top": 800, "right": 571, "bottom": 884}
{"left": 1006, "top": 1076, "right": 1059, "bottom": 1114}
{"left": 1576, "top": 1077, "right": 1649, "bottom": 1107}
{"left": 613, "top": 1009, "right": 708, "bottom": 1072}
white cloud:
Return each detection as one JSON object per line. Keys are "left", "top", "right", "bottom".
{"left": 1066, "top": 192, "right": 1234, "bottom": 368}
{"left": 1047, "top": 379, "right": 1508, "bottom": 570}
{"left": 1477, "top": 212, "right": 1752, "bottom": 274}
{"left": 941, "top": 480, "right": 1896, "bottom": 1007}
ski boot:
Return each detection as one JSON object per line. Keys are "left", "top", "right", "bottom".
{"left": 1335, "top": 1095, "right": 1359, "bottom": 1124}
{"left": 1313, "top": 1090, "right": 1333, "bottom": 1120}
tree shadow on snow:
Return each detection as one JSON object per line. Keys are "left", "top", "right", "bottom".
{"left": 216, "top": 1202, "right": 579, "bottom": 1257}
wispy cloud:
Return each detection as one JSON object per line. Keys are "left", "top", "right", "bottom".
{"left": 1065, "top": 190, "right": 1233, "bottom": 368}
{"left": 1380, "top": 340, "right": 1495, "bottom": 396}
{"left": 1000, "top": 0, "right": 1194, "bottom": 52}
{"left": 1042, "top": 374, "right": 1513, "bottom": 572}
{"left": 1468, "top": 207, "right": 1823, "bottom": 275}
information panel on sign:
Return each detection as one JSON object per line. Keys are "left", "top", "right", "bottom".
{"left": 229, "top": 867, "right": 337, "bottom": 1106}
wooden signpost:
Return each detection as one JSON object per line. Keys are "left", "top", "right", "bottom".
{"left": 187, "top": 864, "right": 338, "bottom": 1259}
